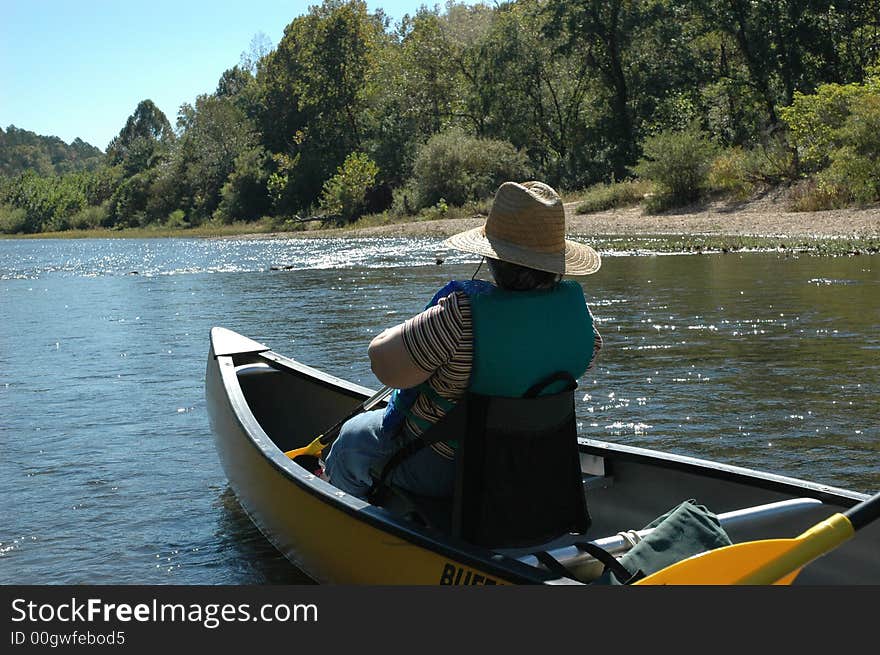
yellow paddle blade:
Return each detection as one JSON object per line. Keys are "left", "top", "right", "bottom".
{"left": 284, "top": 435, "right": 325, "bottom": 460}
{"left": 635, "top": 513, "right": 855, "bottom": 585}
{"left": 634, "top": 539, "right": 799, "bottom": 585}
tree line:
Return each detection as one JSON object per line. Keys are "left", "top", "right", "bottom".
{"left": 1, "top": 126, "right": 104, "bottom": 177}
{"left": 2, "top": 0, "right": 879, "bottom": 235}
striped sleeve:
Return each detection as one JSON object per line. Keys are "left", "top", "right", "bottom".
{"left": 401, "top": 291, "right": 470, "bottom": 374}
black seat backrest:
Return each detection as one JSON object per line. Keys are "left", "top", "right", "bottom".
{"left": 448, "top": 382, "right": 590, "bottom": 548}
{"left": 369, "top": 373, "right": 591, "bottom": 548}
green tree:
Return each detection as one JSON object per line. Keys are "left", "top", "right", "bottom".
{"left": 395, "top": 7, "right": 461, "bottom": 136}
{"left": 548, "top": 0, "right": 645, "bottom": 179}
{"left": 781, "top": 67, "right": 880, "bottom": 204}
{"left": 217, "top": 147, "right": 272, "bottom": 222}
{"left": 319, "top": 152, "right": 379, "bottom": 222}
{"left": 780, "top": 78, "right": 878, "bottom": 171}
{"left": 169, "top": 94, "right": 260, "bottom": 220}
{"left": 820, "top": 95, "right": 880, "bottom": 204}
{"left": 256, "top": 0, "right": 386, "bottom": 213}
{"left": 0, "top": 169, "right": 89, "bottom": 232}
{"left": 216, "top": 66, "right": 254, "bottom": 99}
{"left": 687, "top": 0, "right": 880, "bottom": 130}
{"left": 474, "top": 1, "right": 595, "bottom": 187}
{"left": 635, "top": 124, "right": 718, "bottom": 209}
{"left": 409, "top": 129, "right": 531, "bottom": 209}
{"left": 364, "top": 4, "right": 471, "bottom": 186}
{"left": 0, "top": 125, "right": 103, "bottom": 176}
{"left": 106, "top": 99, "right": 174, "bottom": 171}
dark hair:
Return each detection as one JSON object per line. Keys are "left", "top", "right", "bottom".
{"left": 487, "top": 257, "right": 562, "bottom": 291}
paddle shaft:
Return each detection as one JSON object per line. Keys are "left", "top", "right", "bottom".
{"left": 317, "top": 385, "right": 393, "bottom": 446}
{"left": 284, "top": 385, "right": 393, "bottom": 460}
{"left": 844, "top": 488, "right": 880, "bottom": 531}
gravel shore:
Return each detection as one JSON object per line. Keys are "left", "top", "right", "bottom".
{"left": 257, "top": 196, "right": 880, "bottom": 242}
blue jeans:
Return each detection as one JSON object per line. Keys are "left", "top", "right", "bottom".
{"left": 324, "top": 409, "right": 455, "bottom": 500}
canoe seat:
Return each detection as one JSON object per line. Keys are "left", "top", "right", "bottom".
{"left": 371, "top": 372, "right": 590, "bottom": 549}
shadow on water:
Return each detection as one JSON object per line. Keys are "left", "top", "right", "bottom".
{"left": 214, "top": 487, "right": 315, "bottom": 584}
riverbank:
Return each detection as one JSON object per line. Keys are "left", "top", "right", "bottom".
{"left": 5, "top": 195, "right": 879, "bottom": 254}
{"left": 245, "top": 194, "right": 880, "bottom": 255}
{"left": 284, "top": 197, "right": 880, "bottom": 239}
{"left": 0, "top": 222, "right": 279, "bottom": 240}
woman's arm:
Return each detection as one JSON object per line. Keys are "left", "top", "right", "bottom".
{"left": 368, "top": 323, "right": 433, "bottom": 389}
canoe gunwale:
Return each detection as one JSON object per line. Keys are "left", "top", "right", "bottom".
{"left": 577, "top": 438, "right": 869, "bottom": 509}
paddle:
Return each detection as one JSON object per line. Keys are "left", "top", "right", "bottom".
{"left": 635, "top": 489, "right": 880, "bottom": 585}
{"left": 284, "top": 385, "right": 394, "bottom": 461}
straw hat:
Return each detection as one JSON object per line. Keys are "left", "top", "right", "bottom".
{"left": 443, "top": 181, "right": 600, "bottom": 275}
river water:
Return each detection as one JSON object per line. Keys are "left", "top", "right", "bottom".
{"left": 1, "top": 237, "right": 877, "bottom": 584}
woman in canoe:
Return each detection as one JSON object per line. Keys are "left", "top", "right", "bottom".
{"left": 324, "top": 180, "right": 603, "bottom": 500}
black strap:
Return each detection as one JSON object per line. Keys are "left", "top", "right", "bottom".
{"left": 366, "top": 438, "right": 430, "bottom": 503}
{"left": 523, "top": 371, "right": 577, "bottom": 398}
{"left": 574, "top": 541, "right": 645, "bottom": 584}
{"left": 533, "top": 541, "right": 641, "bottom": 584}
{"left": 534, "top": 551, "right": 581, "bottom": 581}
{"left": 366, "top": 397, "right": 469, "bottom": 503}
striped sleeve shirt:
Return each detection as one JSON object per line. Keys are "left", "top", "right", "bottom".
{"left": 400, "top": 289, "right": 603, "bottom": 459}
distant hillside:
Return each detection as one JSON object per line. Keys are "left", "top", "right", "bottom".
{"left": 0, "top": 125, "right": 104, "bottom": 177}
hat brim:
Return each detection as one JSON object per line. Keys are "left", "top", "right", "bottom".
{"left": 443, "top": 226, "right": 601, "bottom": 276}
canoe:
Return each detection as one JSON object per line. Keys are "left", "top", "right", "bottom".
{"left": 205, "top": 326, "right": 879, "bottom": 585}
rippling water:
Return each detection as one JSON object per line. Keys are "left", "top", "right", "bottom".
{"left": 1, "top": 237, "right": 877, "bottom": 584}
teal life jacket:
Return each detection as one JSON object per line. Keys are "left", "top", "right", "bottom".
{"left": 381, "top": 279, "right": 596, "bottom": 446}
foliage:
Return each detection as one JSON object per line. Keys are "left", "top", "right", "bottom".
{"left": 389, "top": 182, "right": 421, "bottom": 216}
{"left": 70, "top": 204, "right": 108, "bottom": 230}
{"left": 744, "top": 131, "right": 800, "bottom": 184}
{"left": 546, "top": 0, "right": 644, "bottom": 180}
{"left": 164, "top": 209, "right": 188, "bottom": 228}
{"left": 409, "top": 129, "right": 531, "bottom": 209}
{"left": 106, "top": 100, "right": 174, "bottom": 172}
{"left": 318, "top": 152, "right": 379, "bottom": 223}
{"left": 780, "top": 82, "right": 874, "bottom": 172}
{"left": 780, "top": 67, "right": 880, "bottom": 206}
{"left": 787, "top": 177, "right": 845, "bottom": 211}
{"left": 171, "top": 94, "right": 260, "bottom": 221}
{"left": 0, "top": 170, "right": 93, "bottom": 232}
{"left": 216, "top": 147, "right": 272, "bottom": 222}
{"left": 688, "top": 0, "right": 878, "bottom": 126}
{"left": 815, "top": 95, "right": 880, "bottom": 205}
{"left": 706, "top": 147, "right": 755, "bottom": 199}
{"left": 216, "top": 66, "right": 254, "bottom": 99}
{"left": 635, "top": 125, "right": 718, "bottom": 210}
{"left": 705, "top": 133, "right": 801, "bottom": 196}
{"left": 7, "top": 1, "right": 880, "bottom": 234}
{"left": 0, "top": 125, "right": 104, "bottom": 177}
{"left": 471, "top": 1, "right": 598, "bottom": 188}
{"left": 107, "top": 171, "right": 155, "bottom": 228}
{"left": 0, "top": 204, "right": 27, "bottom": 234}
{"left": 574, "top": 179, "right": 653, "bottom": 214}
{"left": 257, "top": 0, "right": 386, "bottom": 212}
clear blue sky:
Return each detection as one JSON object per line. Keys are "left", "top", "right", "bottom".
{"left": 1, "top": 1, "right": 471, "bottom": 151}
